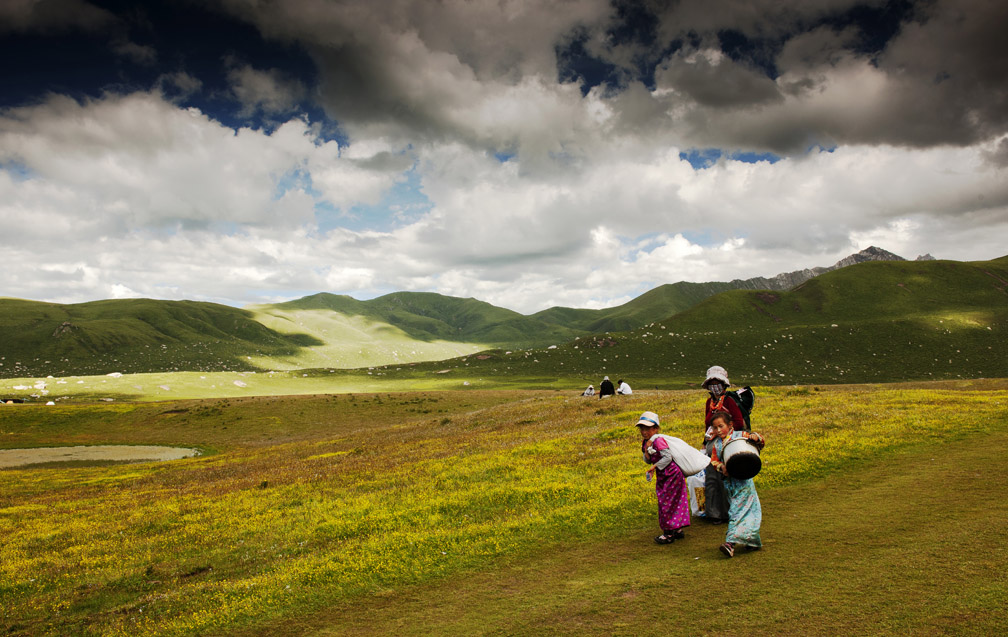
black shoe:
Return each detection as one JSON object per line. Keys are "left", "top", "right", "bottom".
{"left": 654, "top": 534, "right": 675, "bottom": 544}
{"left": 671, "top": 529, "right": 685, "bottom": 540}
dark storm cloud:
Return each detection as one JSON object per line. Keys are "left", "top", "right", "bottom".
{"left": 984, "top": 137, "right": 1008, "bottom": 167}
{"left": 639, "top": 0, "right": 1008, "bottom": 152}
{"left": 210, "top": 0, "right": 1008, "bottom": 156}
{"left": 2, "top": 0, "right": 1006, "bottom": 312}
{"left": 225, "top": 62, "right": 307, "bottom": 117}
{"left": 308, "top": 43, "right": 453, "bottom": 142}
{"left": 876, "top": 0, "right": 1008, "bottom": 145}
{"left": 214, "top": 0, "right": 612, "bottom": 149}
{"left": 7, "top": 1, "right": 1006, "bottom": 154}
{"left": 656, "top": 48, "right": 782, "bottom": 107}
{"left": 0, "top": 0, "right": 116, "bottom": 34}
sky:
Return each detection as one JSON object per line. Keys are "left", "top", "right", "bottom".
{"left": 1, "top": 0, "right": 1007, "bottom": 315}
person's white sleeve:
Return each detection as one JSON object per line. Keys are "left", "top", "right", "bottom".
{"left": 654, "top": 445, "right": 673, "bottom": 470}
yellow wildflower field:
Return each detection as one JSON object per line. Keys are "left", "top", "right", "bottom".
{"left": 1, "top": 383, "right": 1005, "bottom": 635}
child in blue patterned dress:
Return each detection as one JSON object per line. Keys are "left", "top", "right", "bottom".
{"left": 708, "top": 409, "right": 765, "bottom": 557}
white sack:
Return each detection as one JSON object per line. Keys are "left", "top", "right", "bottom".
{"left": 687, "top": 469, "right": 706, "bottom": 517}
{"left": 658, "top": 434, "right": 711, "bottom": 476}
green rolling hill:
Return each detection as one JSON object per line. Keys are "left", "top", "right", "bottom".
{"left": 256, "top": 247, "right": 926, "bottom": 352}
{"left": 668, "top": 255, "right": 1008, "bottom": 331}
{"left": 269, "top": 291, "right": 578, "bottom": 345}
{"left": 0, "top": 298, "right": 322, "bottom": 378}
{"left": 531, "top": 281, "right": 743, "bottom": 333}
{"left": 531, "top": 246, "right": 928, "bottom": 333}
{"left": 1, "top": 254, "right": 1004, "bottom": 383}
{"left": 369, "top": 256, "right": 1008, "bottom": 386}
{"left": 0, "top": 247, "right": 919, "bottom": 378}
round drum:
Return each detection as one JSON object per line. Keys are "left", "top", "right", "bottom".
{"left": 722, "top": 436, "right": 762, "bottom": 480}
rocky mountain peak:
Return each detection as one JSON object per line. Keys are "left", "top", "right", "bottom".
{"left": 831, "top": 246, "right": 905, "bottom": 269}
{"left": 738, "top": 246, "right": 912, "bottom": 292}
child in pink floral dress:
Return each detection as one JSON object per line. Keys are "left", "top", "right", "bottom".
{"left": 636, "top": 411, "right": 691, "bottom": 544}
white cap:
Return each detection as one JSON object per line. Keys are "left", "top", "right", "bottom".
{"left": 635, "top": 411, "right": 660, "bottom": 428}
{"left": 702, "top": 365, "right": 729, "bottom": 387}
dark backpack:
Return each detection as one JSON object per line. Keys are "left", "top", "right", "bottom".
{"left": 725, "top": 386, "right": 755, "bottom": 430}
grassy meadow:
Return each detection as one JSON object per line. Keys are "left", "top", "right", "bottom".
{"left": 245, "top": 307, "right": 487, "bottom": 371}
{"left": 0, "top": 369, "right": 495, "bottom": 404}
{"left": 2, "top": 382, "right": 1007, "bottom": 635}
{"left": 1, "top": 255, "right": 1006, "bottom": 634}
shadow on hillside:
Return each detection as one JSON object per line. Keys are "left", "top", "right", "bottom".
{"left": 283, "top": 333, "right": 326, "bottom": 347}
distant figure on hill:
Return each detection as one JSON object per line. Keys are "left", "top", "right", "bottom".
{"left": 582, "top": 384, "right": 595, "bottom": 396}
{"left": 617, "top": 379, "right": 632, "bottom": 395}
{"left": 701, "top": 365, "right": 746, "bottom": 525}
{"left": 598, "top": 376, "right": 615, "bottom": 398}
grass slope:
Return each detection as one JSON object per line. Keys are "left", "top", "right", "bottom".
{"left": 269, "top": 292, "right": 583, "bottom": 347}
{"left": 529, "top": 246, "right": 912, "bottom": 333}
{"left": 671, "top": 255, "right": 1008, "bottom": 329}
{"left": 241, "top": 256, "right": 1006, "bottom": 379}
{"left": 3, "top": 255, "right": 1005, "bottom": 384}
{"left": 245, "top": 307, "right": 487, "bottom": 370}
{"left": 299, "top": 427, "right": 1008, "bottom": 636}
{"left": 0, "top": 298, "right": 322, "bottom": 378}
{"left": 532, "top": 280, "right": 742, "bottom": 333}
{"left": 1, "top": 383, "right": 1006, "bottom": 635}
{"left": 375, "top": 256, "right": 1008, "bottom": 387}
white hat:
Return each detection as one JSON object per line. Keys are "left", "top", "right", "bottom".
{"left": 635, "top": 411, "right": 660, "bottom": 428}
{"left": 702, "top": 365, "right": 729, "bottom": 387}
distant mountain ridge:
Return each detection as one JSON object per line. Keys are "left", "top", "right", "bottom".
{"left": 422, "top": 254, "right": 1008, "bottom": 386}
{"left": 261, "top": 246, "right": 920, "bottom": 341}
{"left": 733, "top": 246, "right": 935, "bottom": 291}
{"left": 531, "top": 246, "right": 923, "bottom": 333}
{"left": 0, "top": 247, "right": 962, "bottom": 377}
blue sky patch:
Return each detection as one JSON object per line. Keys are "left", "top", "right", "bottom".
{"left": 729, "top": 151, "right": 781, "bottom": 164}
{"left": 0, "top": 161, "right": 35, "bottom": 181}
{"left": 680, "top": 148, "right": 782, "bottom": 168}
{"left": 316, "top": 169, "right": 432, "bottom": 234}
{"left": 679, "top": 148, "right": 722, "bottom": 169}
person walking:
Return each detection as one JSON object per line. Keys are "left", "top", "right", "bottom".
{"left": 636, "top": 411, "right": 690, "bottom": 544}
{"left": 708, "top": 409, "right": 765, "bottom": 557}
{"left": 701, "top": 365, "right": 745, "bottom": 524}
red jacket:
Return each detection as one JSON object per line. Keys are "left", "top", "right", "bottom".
{"left": 704, "top": 393, "right": 746, "bottom": 431}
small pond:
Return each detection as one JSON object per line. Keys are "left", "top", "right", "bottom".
{"left": 0, "top": 445, "right": 201, "bottom": 468}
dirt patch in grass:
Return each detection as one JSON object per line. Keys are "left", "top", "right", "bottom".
{"left": 0, "top": 445, "right": 200, "bottom": 469}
